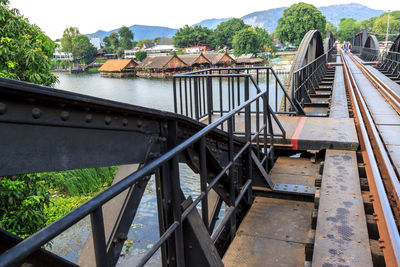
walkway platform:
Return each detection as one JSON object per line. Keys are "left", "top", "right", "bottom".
{"left": 330, "top": 56, "right": 349, "bottom": 119}
{"left": 313, "top": 150, "right": 373, "bottom": 266}
{"left": 223, "top": 197, "right": 313, "bottom": 267}
{"left": 202, "top": 115, "right": 358, "bottom": 151}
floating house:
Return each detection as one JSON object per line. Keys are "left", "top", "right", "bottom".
{"left": 235, "top": 54, "right": 264, "bottom": 67}
{"left": 204, "top": 53, "right": 235, "bottom": 67}
{"left": 179, "top": 54, "right": 212, "bottom": 69}
{"left": 137, "top": 55, "right": 188, "bottom": 78}
{"left": 98, "top": 59, "right": 138, "bottom": 78}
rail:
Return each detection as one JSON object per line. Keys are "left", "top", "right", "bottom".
{"left": 379, "top": 51, "right": 400, "bottom": 78}
{"left": 291, "top": 46, "right": 335, "bottom": 110}
{"left": 341, "top": 50, "right": 400, "bottom": 266}
{"left": 173, "top": 67, "right": 298, "bottom": 139}
{"left": 0, "top": 72, "right": 276, "bottom": 267}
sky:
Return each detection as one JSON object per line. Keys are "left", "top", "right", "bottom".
{"left": 9, "top": 0, "right": 400, "bottom": 40}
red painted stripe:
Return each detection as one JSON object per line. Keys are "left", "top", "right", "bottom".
{"left": 291, "top": 117, "right": 307, "bottom": 150}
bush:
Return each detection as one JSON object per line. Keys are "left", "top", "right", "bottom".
{"left": 54, "top": 167, "right": 118, "bottom": 196}
{"left": 0, "top": 174, "right": 50, "bottom": 238}
{"left": 135, "top": 51, "right": 147, "bottom": 61}
{"left": 44, "top": 195, "right": 92, "bottom": 225}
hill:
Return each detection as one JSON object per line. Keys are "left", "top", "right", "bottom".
{"left": 86, "top": 3, "right": 385, "bottom": 41}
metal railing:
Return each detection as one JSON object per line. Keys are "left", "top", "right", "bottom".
{"left": 173, "top": 67, "right": 298, "bottom": 139}
{"left": 379, "top": 51, "right": 400, "bottom": 78}
{"left": 0, "top": 72, "right": 276, "bottom": 267}
{"left": 360, "top": 47, "right": 380, "bottom": 61}
{"left": 291, "top": 46, "right": 335, "bottom": 109}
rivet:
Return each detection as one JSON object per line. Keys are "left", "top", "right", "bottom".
{"left": 122, "top": 118, "right": 128, "bottom": 126}
{"left": 137, "top": 120, "right": 142, "bottom": 128}
{"left": 85, "top": 114, "right": 93, "bottom": 123}
{"left": 0, "top": 102, "right": 7, "bottom": 115}
{"left": 60, "top": 111, "right": 69, "bottom": 121}
{"left": 32, "top": 108, "right": 41, "bottom": 119}
{"left": 105, "top": 116, "right": 112, "bottom": 125}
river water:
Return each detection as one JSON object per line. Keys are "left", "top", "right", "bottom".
{"left": 49, "top": 72, "right": 289, "bottom": 265}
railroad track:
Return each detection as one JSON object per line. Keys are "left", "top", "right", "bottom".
{"left": 341, "top": 50, "right": 400, "bottom": 266}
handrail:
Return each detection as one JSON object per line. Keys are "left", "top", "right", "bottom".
{"left": 0, "top": 73, "right": 275, "bottom": 267}
{"left": 380, "top": 51, "right": 400, "bottom": 77}
{"left": 290, "top": 46, "right": 335, "bottom": 109}
{"left": 173, "top": 66, "right": 299, "bottom": 120}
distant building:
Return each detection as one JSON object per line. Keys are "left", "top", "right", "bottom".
{"left": 98, "top": 59, "right": 138, "bottom": 78}
{"left": 184, "top": 46, "right": 208, "bottom": 54}
{"left": 89, "top": 37, "right": 101, "bottom": 50}
{"left": 53, "top": 41, "right": 72, "bottom": 60}
{"left": 204, "top": 52, "right": 235, "bottom": 67}
{"left": 137, "top": 55, "right": 188, "bottom": 78}
{"left": 124, "top": 50, "right": 136, "bottom": 59}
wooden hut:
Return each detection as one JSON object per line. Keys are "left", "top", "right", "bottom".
{"left": 204, "top": 52, "right": 235, "bottom": 67}
{"left": 235, "top": 54, "right": 265, "bottom": 67}
{"left": 136, "top": 55, "right": 188, "bottom": 78}
{"left": 178, "top": 53, "right": 211, "bottom": 69}
{"left": 98, "top": 59, "right": 138, "bottom": 78}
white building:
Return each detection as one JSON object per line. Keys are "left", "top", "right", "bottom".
{"left": 53, "top": 41, "right": 72, "bottom": 60}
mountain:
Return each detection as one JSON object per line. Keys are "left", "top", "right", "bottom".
{"left": 241, "top": 7, "right": 286, "bottom": 33}
{"left": 86, "top": 3, "right": 385, "bottom": 41}
{"left": 192, "top": 18, "right": 232, "bottom": 29}
{"left": 319, "top": 3, "right": 384, "bottom": 27}
{"left": 86, "top": 25, "right": 177, "bottom": 42}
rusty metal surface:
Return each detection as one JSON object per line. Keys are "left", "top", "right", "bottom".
{"left": 330, "top": 66, "right": 349, "bottom": 118}
{"left": 312, "top": 150, "right": 373, "bottom": 267}
{"left": 223, "top": 197, "right": 313, "bottom": 266}
{"left": 202, "top": 115, "right": 359, "bottom": 150}
{"left": 269, "top": 157, "right": 319, "bottom": 186}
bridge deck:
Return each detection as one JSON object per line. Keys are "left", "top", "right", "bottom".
{"left": 348, "top": 55, "right": 400, "bottom": 175}
{"left": 329, "top": 56, "right": 349, "bottom": 119}
{"left": 312, "top": 150, "right": 373, "bottom": 266}
{"left": 201, "top": 115, "right": 358, "bottom": 150}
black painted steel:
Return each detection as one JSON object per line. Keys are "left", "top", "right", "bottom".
{"left": 0, "top": 66, "right": 282, "bottom": 266}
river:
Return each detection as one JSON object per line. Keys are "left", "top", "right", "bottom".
{"left": 49, "top": 72, "right": 289, "bottom": 265}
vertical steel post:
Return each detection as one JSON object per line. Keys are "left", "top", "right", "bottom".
{"left": 227, "top": 117, "right": 236, "bottom": 241}
{"left": 199, "top": 136, "right": 209, "bottom": 232}
{"left": 90, "top": 207, "right": 109, "bottom": 267}
{"left": 194, "top": 77, "right": 199, "bottom": 121}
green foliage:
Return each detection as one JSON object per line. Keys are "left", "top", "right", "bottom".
{"left": 373, "top": 13, "right": 400, "bottom": 41}
{"left": 276, "top": 2, "right": 326, "bottom": 46}
{"left": 71, "top": 34, "right": 97, "bottom": 64}
{"left": 0, "top": 174, "right": 50, "bottom": 238}
{"left": 108, "top": 32, "right": 120, "bottom": 52}
{"left": 137, "top": 39, "right": 153, "bottom": 48}
{"left": 253, "top": 27, "right": 275, "bottom": 53}
{"left": 337, "top": 18, "right": 362, "bottom": 41}
{"left": 135, "top": 51, "right": 147, "bottom": 61}
{"left": 359, "top": 17, "right": 377, "bottom": 33}
{"left": 213, "top": 18, "right": 249, "bottom": 48}
{"left": 54, "top": 167, "right": 118, "bottom": 196}
{"left": 232, "top": 28, "right": 259, "bottom": 56}
{"left": 51, "top": 59, "right": 69, "bottom": 70}
{"left": 119, "top": 26, "right": 134, "bottom": 50}
{"left": 326, "top": 21, "right": 337, "bottom": 36}
{"left": 173, "top": 25, "right": 213, "bottom": 48}
{"left": 44, "top": 195, "right": 92, "bottom": 225}
{"left": 61, "top": 27, "right": 80, "bottom": 54}
{"left": 0, "top": 1, "right": 57, "bottom": 86}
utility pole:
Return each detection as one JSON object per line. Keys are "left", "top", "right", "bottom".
{"left": 385, "top": 10, "right": 391, "bottom": 48}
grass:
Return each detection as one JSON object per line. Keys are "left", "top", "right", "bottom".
{"left": 54, "top": 167, "right": 118, "bottom": 196}
{"left": 87, "top": 68, "right": 99, "bottom": 73}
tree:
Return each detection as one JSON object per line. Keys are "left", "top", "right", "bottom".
{"left": 137, "top": 39, "right": 153, "bottom": 48}
{"left": 61, "top": 27, "right": 80, "bottom": 54}
{"left": 337, "top": 18, "right": 362, "bottom": 41}
{"left": 0, "top": 0, "right": 57, "bottom": 86}
{"left": 326, "top": 21, "right": 337, "bottom": 36}
{"left": 360, "top": 17, "right": 377, "bottom": 33}
{"left": 118, "top": 26, "right": 134, "bottom": 50}
{"left": 373, "top": 13, "right": 400, "bottom": 41}
{"left": 253, "top": 27, "right": 275, "bottom": 52}
{"left": 213, "top": 18, "right": 249, "bottom": 48}
{"left": 232, "top": 28, "right": 259, "bottom": 56}
{"left": 108, "top": 32, "right": 120, "bottom": 52}
{"left": 135, "top": 51, "right": 147, "bottom": 61}
{"left": 173, "top": 25, "right": 213, "bottom": 48}
{"left": 71, "top": 35, "right": 97, "bottom": 64}
{"left": 276, "top": 3, "right": 326, "bottom": 46}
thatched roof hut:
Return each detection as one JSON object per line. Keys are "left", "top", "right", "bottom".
{"left": 204, "top": 53, "right": 235, "bottom": 66}
{"left": 98, "top": 59, "right": 138, "bottom": 72}
{"left": 137, "top": 55, "right": 188, "bottom": 71}
{"left": 178, "top": 54, "right": 211, "bottom": 67}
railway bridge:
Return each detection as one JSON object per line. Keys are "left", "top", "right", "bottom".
{"left": 0, "top": 29, "right": 400, "bottom": 267}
